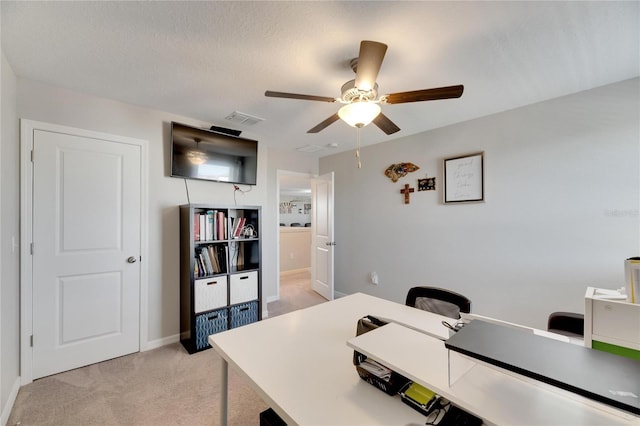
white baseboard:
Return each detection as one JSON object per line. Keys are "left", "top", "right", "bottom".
{"left": 266, "top": 295, "right": 279, "bottom": 303}
{"left": 1, "top": 376, "right": 21, "bottom": 426}
{"left": 279, "top": 267, "right": 310, "bottom": 276}
{"left": 141, "top": 334, "right": 180, "bottom": 352}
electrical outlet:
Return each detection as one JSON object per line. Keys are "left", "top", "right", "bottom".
{"left": 370, "top": 272, "right": 379, "bottom": 285}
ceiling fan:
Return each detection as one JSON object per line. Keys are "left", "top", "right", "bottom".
{"left": 265, "top": 40, "right": 464, "bottom": 135}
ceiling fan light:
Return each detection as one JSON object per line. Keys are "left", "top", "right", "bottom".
{"left": 338, "top": 102, "right": 381, "bottom": 128}
{"left": 186, "top": 150, "right": 208, "bottom": 165}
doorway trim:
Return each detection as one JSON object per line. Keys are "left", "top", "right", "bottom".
{"left": 274, "top": 169, "right": 313, "bottom": 304}
{"left": 19, "top": 119, "right": 149, "bottom": 384}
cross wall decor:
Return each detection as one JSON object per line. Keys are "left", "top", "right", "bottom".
{"left": 400, "top": 183, "right": 415, "bottom": 204}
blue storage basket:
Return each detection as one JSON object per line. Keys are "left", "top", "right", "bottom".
{"left": 230, "top": 301, "right": 258, "bottom": 328}
{"left": 195, "top": 309, "right": 228, "bottom": 350}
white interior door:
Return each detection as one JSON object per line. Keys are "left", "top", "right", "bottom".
{"left": 31, "top": 127, "right": 141, "bottom": 379}
{"left": 311, "top": 172, "right": 334, "bottom": 300}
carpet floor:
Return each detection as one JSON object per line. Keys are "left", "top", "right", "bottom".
{"left": 8, "top": 270, "right": 325, "bottom": 426}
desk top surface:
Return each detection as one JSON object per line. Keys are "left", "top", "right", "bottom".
{"left": 445, "top": 319, "right": 640, "bottom": 415}
{"left": 211, "top": 293, "right": 639, "bottom": 425}
{"left": 209, "top": 292, "right": 450, "bottom": 426}
{"left": 349, "top": 321, "right": 639, "bottom": 425}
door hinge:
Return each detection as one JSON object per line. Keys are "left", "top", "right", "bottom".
{"left": 30, "top": 335, "right": 33, "bottom": 347}
{"left": 30, "top": 243, "right": 34, "bottom": 255}
{"left": 30, "top": 149, "right": 34, "bottom": 162}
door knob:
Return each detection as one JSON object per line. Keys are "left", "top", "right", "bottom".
{"left": 127, "top": 256, "right": 137, "bottom": 263}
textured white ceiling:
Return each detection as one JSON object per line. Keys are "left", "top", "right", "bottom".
{"left": 2, "top": 1, "right": 638, "bottom": 157}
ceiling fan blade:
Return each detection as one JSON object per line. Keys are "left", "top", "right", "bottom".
{"left": 373, "top": 113, "right": 401, "bottom": 135}
{"left": 307, "top": 113, "right": 340, "bottom": 133}
{"left": 354, "top": 40, "right": 388, "bottom": 92}
{"left": 383, "top": 85, "right": 464, "bottom": 104}
{"left": 265, "top": 90, "right": 337, "bottom": 103}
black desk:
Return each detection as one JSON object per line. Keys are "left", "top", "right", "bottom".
{"left": 445, "top": 320, "right": 640, "bottom": 415}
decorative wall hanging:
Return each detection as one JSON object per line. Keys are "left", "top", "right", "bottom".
{"left": 384, "top": 162, "right": 420, "bottom": 182}
{"left": 400, "top": 184, "right": 415, "bottom": 204}
{"left": 418, "top": 177, "right": 436, "bottom": 191}
{"left": 279, "top": 201, "right": 293, "bottom": 214}
{"left": 443, "top": 152, "right": 484, "bottom": 203}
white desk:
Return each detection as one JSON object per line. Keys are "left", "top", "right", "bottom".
{"left": 349, "top": 322, "right": 639, "bottom": 425}
{"left": 209, "top": 292, "right": 450, "bottom": 425}
{"left": 210, "top": 293, "right": 639, "bottom": 425}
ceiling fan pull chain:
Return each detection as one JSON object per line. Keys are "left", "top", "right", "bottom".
{"left": 356, "top": 127, "right": 362, "bottom": 169}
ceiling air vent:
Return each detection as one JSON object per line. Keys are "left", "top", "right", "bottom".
{"left": 296, "top": 145, "right": 325, "bottom": 153}
{"left": 225, "top": 111, "right": 265, "bottom": 126}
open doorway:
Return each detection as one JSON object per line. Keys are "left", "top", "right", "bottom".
{"left": 272, "top": 170, "right": 325, "bottom": 315}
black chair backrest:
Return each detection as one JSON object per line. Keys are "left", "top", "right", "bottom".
{"left": 290, "top": 223, "right": 301, "bottom": 227}
{"left": 547, "top": 312, "right": 584, "bottom": 337}
{"left": 405, "top": 286, "right": 471, "bottom": 319}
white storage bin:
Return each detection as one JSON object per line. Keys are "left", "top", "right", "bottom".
{"left": 230, "top": 271, "right": 258, "bottom": 304}
{"left": 195, "top": 276, "right": 228, "bottom": 313}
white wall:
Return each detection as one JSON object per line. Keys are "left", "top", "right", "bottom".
{"left": 15, "top": 79, "right": 277, "bottom": 346}
{"left": 279, "top": 227, "right": 311, "bottom": 272}
{"left": 1, "top": 51, "right": 20, "bottom": 421}
{"left": 320, "top": 78, "right": 640, "bottom": 330}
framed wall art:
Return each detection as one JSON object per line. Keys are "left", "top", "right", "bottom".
{"left": 443, "top": 152, "right": 484, "bottom": 203}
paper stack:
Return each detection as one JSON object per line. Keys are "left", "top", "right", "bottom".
{"left": 624, "top": 257, "right": 640, "bottom": 304}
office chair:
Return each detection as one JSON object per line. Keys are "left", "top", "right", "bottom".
{"left": 547, "top": 312, "right": 584, "bottom": 338}
{"left": 405, "top": 286, "right": 471, "bottom": 319}
{"left": 290, "top": 222, "right": 301, "bottom": 227}
{"left": 304, "top": 222, "right": 311, "bottom": 227}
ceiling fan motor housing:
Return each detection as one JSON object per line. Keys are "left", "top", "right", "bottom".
{"left": 341, "top": 79, "right": 378, "bottom": 103}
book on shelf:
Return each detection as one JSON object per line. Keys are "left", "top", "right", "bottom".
{"left": 212, "top": 210, "right": 217, "bottom": 240}
{"left": 202, "top": 249, "right": 214, "bottom": 274}
{"left": 208, "top": 245, "right": 220, "bottom": 274}
{"left": 199, "top": 214, "right": 206, "bottom": 241}
{"left": 193, "top": 210, "right": 228, "bottom": 241}
{"left": 237, "top": 242, "right": 245, "bottom": 270}
{"left": 216, "top": 211, "right": 225, "bottom": 240}
{"left": 193, "top": 213, "right": 201, "bottom": 241}
{"left": 206, "top": 210, "right": 215, "bottom": 241}
{"left": 235, "top": 217, "right": 247, "bottom": 238}
{"left": 229, "top": 216, "right": 246, "bottom": 238}
{"left": 193, "top": 244, "right": 228, "bottom": 277}
{"left": 228, "top": 214, "right": 237, "bottom": 239}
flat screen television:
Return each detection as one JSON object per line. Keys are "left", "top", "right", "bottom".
{"left": 170, "top": 121, "right": 258, "bottom": 185}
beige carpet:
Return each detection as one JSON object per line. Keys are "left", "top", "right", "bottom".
{"left": 8, "top": 270, "right": 325, "bottom": 426}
